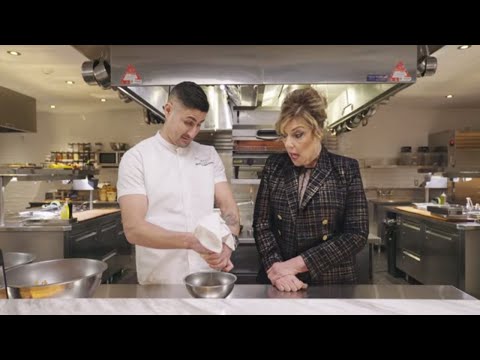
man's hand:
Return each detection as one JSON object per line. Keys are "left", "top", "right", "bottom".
{"left": 188, "top": 233, "right": 214, "bottom": 255}
{"left": 273, "top": 274, "right": 308, "bottom": 292}
{"left": 202, "top": 243, "right": 233, "bottom": 271}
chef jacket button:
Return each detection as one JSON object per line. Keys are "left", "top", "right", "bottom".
{"left": 322, "top": 219, "right": 328, "bottom": 225}
{"left": 277, "top": 214, "right": 282, "bottom": 220}
{"left": 322, "top": 235, "right": 328, "bottom": 241}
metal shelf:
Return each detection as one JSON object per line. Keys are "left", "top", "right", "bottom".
{"left": 0, "top": 168, "right": 99, "bottom": 227}
{"left": 0, "top": 168, "right": 99, "bottom": 182}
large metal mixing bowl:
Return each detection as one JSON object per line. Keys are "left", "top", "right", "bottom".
{"left": 4, "top": 258, "right": 107, "bottom": 299}
{"left": 4, "top": 252, "right": 36, "bottom": 270}
{"left": 184, "top": 271, "right": 237, "bottom": 298}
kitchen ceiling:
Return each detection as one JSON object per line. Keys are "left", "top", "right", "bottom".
{"left": 0, "top": 45, "right": 479, "bottom": 115}
{"left": 0, "top": 45, "right": 136, "bottom": 114}
{"left": 393, "top": 45, "right": 480, "bottom": 109}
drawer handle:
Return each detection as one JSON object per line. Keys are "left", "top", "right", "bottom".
{"left": 425, "top": 230, "right": 453, "bottom": 241}
{"left": 102, "top": 250, "right": 117, "bottom": 262}
{"left": 101, "top": 224, "right": 117, "bottom": 233}
{"left": 74, "top": 231, "right": 97, "bottom": 242}
{"left": 402, "top": 250, "right": 421, "bottom": 262}
{"left": 403, "top": 223, "right": 421, "bottom": 231}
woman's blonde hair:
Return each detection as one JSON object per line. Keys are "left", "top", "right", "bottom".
{"left": 275, "top": 88, "right": 328, "bottom": 139}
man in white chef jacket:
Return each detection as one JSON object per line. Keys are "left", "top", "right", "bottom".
{"left": 117, "top": 81, "right": 240, "bottom": 284}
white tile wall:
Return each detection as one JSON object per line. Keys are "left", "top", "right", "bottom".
{"left": 1, "top": 109, "right": 154, "bottom": 213}
{"left": 360, "top": 167, "right": 424, "bottom": 189}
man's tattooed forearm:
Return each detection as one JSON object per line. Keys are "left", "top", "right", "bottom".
{"left": 222, "top": 212, "right": 240, "bottom": 227}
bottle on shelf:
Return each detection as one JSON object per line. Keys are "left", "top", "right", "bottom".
{"left": 60, "top": 198, "right": 70, "bottom": 220}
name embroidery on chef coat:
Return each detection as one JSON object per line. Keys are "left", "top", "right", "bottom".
{"left": 194, "top": 157, "right": 214, "bottom": 166}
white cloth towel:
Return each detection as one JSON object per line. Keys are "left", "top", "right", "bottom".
{"left": 193, "top": 212, "right": 235, "bottom": 253}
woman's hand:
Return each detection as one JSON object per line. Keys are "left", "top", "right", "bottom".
{"left": 273, "top": 274, "right": 308, "bottom": 292}
{"left": 267, "top": 256, "right": 308, "bottom": 283}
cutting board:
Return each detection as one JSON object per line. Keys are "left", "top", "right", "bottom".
{"left": 395, "top": 206, "right": 473, "bottom": 222}
{"left": 73, "top": 209, "right": 120, "bottom": 222}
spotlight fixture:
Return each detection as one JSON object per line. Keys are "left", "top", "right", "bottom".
{"left": 7, "top": 50, "right": 21, "bottom": 56}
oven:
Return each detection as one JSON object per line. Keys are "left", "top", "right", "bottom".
{"left": 232, "top": 110, "right": 285, "bottom": 179}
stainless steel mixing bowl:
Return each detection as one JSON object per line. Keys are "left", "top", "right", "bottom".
{"left": 4, "top": 252, "right": 36, "bottom": 270}
{"left": 4, "top": 258, "right": 107, "bottom": 299}
{"left": 184, "top": 271, "right": 237, "bottom": 298}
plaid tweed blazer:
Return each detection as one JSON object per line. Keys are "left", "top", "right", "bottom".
{"left": 253, "top": 148, "right": 368, "bottom": 285}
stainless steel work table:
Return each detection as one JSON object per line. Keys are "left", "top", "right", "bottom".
{"left": 93, "top": 284, "right": 476, "bottom": 299}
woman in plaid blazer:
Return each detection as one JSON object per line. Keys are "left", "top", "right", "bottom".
{"left": 253, "top": 88, "right": 368, "bottom": 291}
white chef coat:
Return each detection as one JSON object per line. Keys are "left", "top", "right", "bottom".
{"left": 117, "top": 132, "right": 227, "bottom": 284}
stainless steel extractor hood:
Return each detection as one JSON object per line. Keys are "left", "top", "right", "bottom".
{"left": 0, "top": 86, "right": 37, "bottom": 133}
{"left": 74, "top": 45, "right": 440, "bottom": 134}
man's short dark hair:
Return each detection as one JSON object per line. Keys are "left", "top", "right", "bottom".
{"left": 169, "top": 81, "right": 209, "bottom": 113}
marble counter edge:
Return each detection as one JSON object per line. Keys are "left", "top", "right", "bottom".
{"left": 1, "top": 298, "right": 480, "bottom": 315}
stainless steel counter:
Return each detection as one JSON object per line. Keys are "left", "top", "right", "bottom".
{"left": 385, "top": 206, "right": 480, "bottom": 230}
{"left": 0, "top": 209, "right": 120, "bottom": 232}
{"left": 93, "top": 284, "right": 476, "bottom": 299}
{"left": 0, "top": 221, "right": 71, "bottom": 232}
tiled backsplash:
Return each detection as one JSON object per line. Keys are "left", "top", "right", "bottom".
{"left": 360, "top": 167, "right": 425, "bottom": 189}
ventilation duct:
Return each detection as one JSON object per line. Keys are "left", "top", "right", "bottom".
{"left": 74, "top": 45, "right": 440, "bottom": 134}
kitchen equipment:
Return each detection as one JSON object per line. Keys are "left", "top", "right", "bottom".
{"left": 429, "top": 130, "right": 480, "bottom": 177}
{"left": 232, "top": 112, "right": 285, "bottom": 179}
{"left": 3, "top": 258, "right": 107, "bottom": 299}
{"left": 81, "top": 60, "right": 99, "bottom": 85}
{"left": 110, "top": 142, "right": 128, "bottom": 151}
{"left": 93, "top": 59, "right": 111, "bottom": 89}
{"left": 184, "top": 271, "right": 237, "bottom": 298}
{"left": 4, "top": 252, "right": 36, "bottom": 270}
{"left": 0, "top": 250, "right": 8, "bottom": 299}
{"left": 427, "top": 205, "right": 463, "bottom": 216}
{"left": 98, "top": 151, "right": 125, "bottom": 167}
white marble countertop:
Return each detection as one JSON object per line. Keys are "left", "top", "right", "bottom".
{"left": 1, "top": 298, "right": 480, "bottom": 315}
{"left": 1, "top": 284, "right": 480, "bottom": 315}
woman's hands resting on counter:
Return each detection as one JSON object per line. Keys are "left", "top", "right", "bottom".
{"left": 268, "top": 256, "right": 309, "bottom": 292}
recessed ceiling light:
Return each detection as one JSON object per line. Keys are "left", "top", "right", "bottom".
{"left": 446, "top": 94, "right": 454, "bottom": 99}
{"left": 100, "top": 98, "right": 107, "bottom": 102}
{"left": 457, "top": 45, "right": 471, "bottom": 50}
{"left": 65, "top": 80, "right": 75, "bottom": 85}
{"left": 7, "top": 50, "right": 21, "bottom": 56}
{"left": 50, "top": 105, "right": 56, "bottom": 109}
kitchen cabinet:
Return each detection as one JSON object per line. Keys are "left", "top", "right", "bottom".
{"left": 387, "top": 208, "right": 480, "bottom": 298}
{"left": 423, "top": 225, "right": 459, "bottom": 285}
{"left": 65, "top": 212, "right": 133, "bottom": 283}
{"left": 0, "top": 211, "right": 133, "bottom": 283}
{"left": 396, "top": 216, "right": 424, "bottom": 282}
